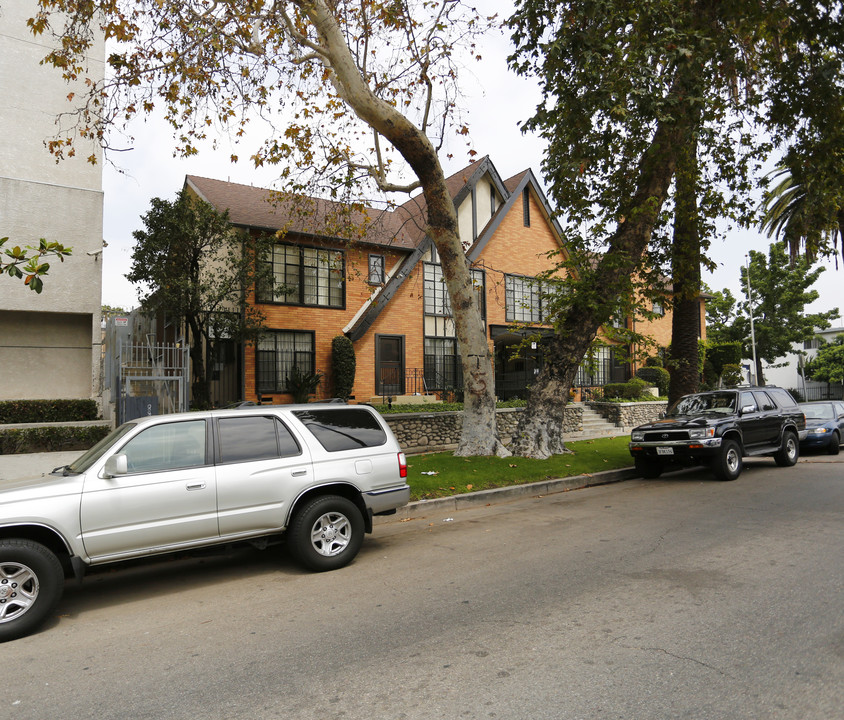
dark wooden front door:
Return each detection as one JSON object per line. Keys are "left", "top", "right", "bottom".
{"left": 375, "top": 335, "right": 405, "bottom": 397}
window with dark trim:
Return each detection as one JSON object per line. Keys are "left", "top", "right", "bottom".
{"left": 522, "top": 188, "right": 531, "bottom": 227}
{"left": 505, "top": 274, "right": 544, "bottom": 323}
{"left": 424, "top": 337, "right": 460, "bottom": 390}
{"left": 424, "top": 263, "right": 485, "bottom": 318}
{"left": 258, "top": 244, "right": 344, "bottom": 307}
{"left": 256, "top": 330, "right": 315, "bottom": 393}
{"left": 368, "top": 254, "right": 385, "bottom": 284}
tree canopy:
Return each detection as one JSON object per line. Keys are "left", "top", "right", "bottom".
{"left": 805, "top": 334, "right": 844, "bottom": 386}
{"left": 27, "top": 0, "right": 509, "bottom": 455}
{"left": 505, "top": 0, "right": 844, "bottom": 456}
{"left": 129, "top": 188, "right": 273, "bottom": 407}
{"left": 704, "top": 242, "right": 840, "bottom": 385}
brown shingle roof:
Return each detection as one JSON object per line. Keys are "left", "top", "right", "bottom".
{"left": 186, "top": 157, "right": 494, "bottom": 253}
{"left": 186, "top": 175, "right": 417, "bottom": 250}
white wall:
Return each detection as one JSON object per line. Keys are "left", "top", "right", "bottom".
{"left": 0, "top": 1, "right": 105, "bottom": 402}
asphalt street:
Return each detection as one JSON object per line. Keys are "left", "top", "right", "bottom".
{"left": 4, "top": 455, "right": 843, "bottom": 720}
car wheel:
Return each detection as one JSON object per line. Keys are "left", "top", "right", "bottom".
{"left": 774, "top": 431, "right": 799, "bottom": 467}
{"left": 713, "top": 439, "right": 742, "bottom": 481}
{"left": 635, "top": 457, "right": 663, "bottom": 479}
{"left": 287, "top": 495, "right": 365, "bottom": 572}
{"left": 0, "top": 539, "right": 64, "bottom": 643}
{"left": 827, "top": 431, "right": 840, "bottom": 456}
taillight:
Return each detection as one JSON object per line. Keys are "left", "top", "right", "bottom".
{"left": 398, "top": 452, "right": 407, "bottom": 478}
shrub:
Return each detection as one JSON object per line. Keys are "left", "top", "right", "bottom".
{"left": 721, "top": 363, "right": 744, "bottom": 387}
{"left": 636, "top": 366, "right": 671, "bottom": 396}
{"left": 0, "top": 399, "right": 99, "bottom": 424}
{"left": 331, "top": 335, "right": 356, "bottom": 400}
{"left": 645, "top": 355, "right": 664, "bottom": 368}
{"left": 0, "top": 424, "right": 111, "bottom": 455}
{"left": 603, "top": 377, "right": 653, "bottom": 400}
{"left": 287, "top": 366, "right": 323, "bottom": 403}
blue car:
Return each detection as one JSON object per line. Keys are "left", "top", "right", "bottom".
{"left": 798, "top": 401, "right": 844, "bottom": 455}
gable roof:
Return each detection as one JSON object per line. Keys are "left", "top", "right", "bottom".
{"left": 346, "top": 158, "right": 564, "bottom": 341}
{"left": 185, "top": 175, "right": 417, "bottom": 250}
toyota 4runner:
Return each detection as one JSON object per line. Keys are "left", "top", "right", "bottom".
{"left": 0, "top": 404, "right": 410, "bottom": 641}
{"left": 629, "top": 386, "right": 806, "bottom": 482}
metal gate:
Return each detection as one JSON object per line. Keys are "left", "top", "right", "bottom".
{"left": 118, "top": 341, "right": 190, "bottom": 423}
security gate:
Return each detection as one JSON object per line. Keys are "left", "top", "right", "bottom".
{"left": 118, "top": 341, "right": 190, "bottom": 423}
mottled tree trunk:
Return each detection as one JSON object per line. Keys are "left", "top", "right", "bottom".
{"left": 511, "top": 73, "right": 701, "bottom": 458}
{"left": 668, "top": 137, "right": 702, "bottom": 405}
{"left": 305, "top": 1, "right": 508, "bottom": 455}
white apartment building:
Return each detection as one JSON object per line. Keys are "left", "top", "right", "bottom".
{"left": 0, "top": 2, "right": 104, "bottom": 403}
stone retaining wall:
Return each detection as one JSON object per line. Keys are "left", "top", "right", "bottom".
{"left": 384, "top": 405, "right": 584, "bottom": 454}
{"left": 587, "top": 400, "right": 667, "bottom": 428}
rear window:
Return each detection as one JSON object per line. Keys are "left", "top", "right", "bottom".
{"left": 293, "top": 408, "right": 387, "bottom": 452}
{"left": 767, "top": 387, "right": 798, "bottom": 409}
{"left": 216, "top": 415, "right": 301, "bottom": 463}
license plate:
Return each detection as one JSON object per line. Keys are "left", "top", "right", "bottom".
{"left": 656, "top": 446, "right": 674, "bottom": 456}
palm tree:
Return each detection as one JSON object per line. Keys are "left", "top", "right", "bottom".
{"left": 760, "top": 166, "right": 843, "bottom": 266}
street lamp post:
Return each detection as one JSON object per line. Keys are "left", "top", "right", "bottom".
{"left": 746, "top": 255, "right": 759, "bottom": 385}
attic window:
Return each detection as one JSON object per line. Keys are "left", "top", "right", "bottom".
{"left": 522, "top": 188, "right": 530, "bottom": 227}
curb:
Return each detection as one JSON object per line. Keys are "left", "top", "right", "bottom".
{"left": 375, "top": 465, "right": 640, "bottom": 524}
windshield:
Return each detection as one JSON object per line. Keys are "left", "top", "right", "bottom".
{"left": 668, "top": 392, "right": 737, "bottom": 417}
{"left": 64, "top": 422, "right": 137, "bottom": 474}
{"left": 800, "top": 403, "right": 835, "bottom": 420}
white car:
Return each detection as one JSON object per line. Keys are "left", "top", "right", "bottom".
{"left": 0, "top": 404, "right": 409, "bottom": 641}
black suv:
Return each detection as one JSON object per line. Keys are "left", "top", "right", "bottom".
{"left": 629, "top": 387, "right": 807, "bottom": 481}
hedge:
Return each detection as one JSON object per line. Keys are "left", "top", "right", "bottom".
{"left": 0, "top": 424, "right": 111, "bottom": 455}
{"left": 0, "top": 399, "right": 99, "bottom": 424}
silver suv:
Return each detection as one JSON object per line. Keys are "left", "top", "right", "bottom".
{"left": 0, "top": 404, "right": 410, "bottom": 641}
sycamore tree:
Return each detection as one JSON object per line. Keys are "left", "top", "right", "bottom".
{"left": 25, "top": 1, "right": 510, "bottom": 457}
{"left": 506, "top": 0, "right": 844, "bottom": 457}
{"left": 705, "top": 243, "right": 839, "bottom": 385}
{"left": 129, "top": 189, "right": 274, "bottom": 408}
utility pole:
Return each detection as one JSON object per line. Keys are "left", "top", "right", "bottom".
{"left": 746, "top": 255, "right": 759, "bottom": 385}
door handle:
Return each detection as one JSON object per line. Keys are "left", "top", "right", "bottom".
{"left": 186, "top": 482, "right": 206, "bottom": 490}
{"left": 291, "top": 469, "right": 307, "bottom": 477}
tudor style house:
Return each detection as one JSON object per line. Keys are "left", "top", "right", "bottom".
{"left": 183, "top": 156, "right": 703, "bottom": 405}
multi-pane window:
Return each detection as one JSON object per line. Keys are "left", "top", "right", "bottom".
{"left": 804, "top": 337, "right": 821, "bottom": 350}
{"left": 424, "top": 337, "right": 460, "bottom": 390}
{"left": 574, "top": 346, "right": 613, "bottom": 387}
{"left": 652, "top": 300, "right": 664, "bottom": 316}
{"left": 259, "top": 244, "right": 344, "bottom": 307}
{"left": 505, "top": 274, "right": 544, "bottom": 323}
{"left": 368, "top": 254, "right": 385, "bottom": 284}
{"left": 523, "top": 188, "right": 531, "bottom": 227}
{"left": 256, "top": 331, "right": 315, "bottom": 394}
{"left": 423, "top": 263, "right": 485, "bottom": 318}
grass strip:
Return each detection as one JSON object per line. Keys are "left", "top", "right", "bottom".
{"left": 406, "top": 435, "right": 632, "bottom": 500}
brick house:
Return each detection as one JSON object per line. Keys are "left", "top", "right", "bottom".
{"left": 185, "top": 156, "right": 704, "bottom": 405}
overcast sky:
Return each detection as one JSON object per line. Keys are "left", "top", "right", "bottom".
{"left": 98, "top": 2, "right": 842, "bottom": 324}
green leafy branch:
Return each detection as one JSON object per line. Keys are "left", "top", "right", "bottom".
{"left": 0, "top": 237, "right": 72, "bottom": 293}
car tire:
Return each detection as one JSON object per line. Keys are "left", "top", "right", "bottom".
{"left": 827, "top": 431, "right": 840, "bottom": 456}
{"left": 0, "top": 539, "right": 65, "bottom": 643}
{"left": 635, "top": 457, "right": 663, "bottom": 479}
{"left": 713, "top": 439, "right": 742, "bottom": 481}
{"left": 287, "top": 495, "right": 365, "bottom": 572}
{"left": 774, "top": 431, "right": 799, "bottom": 467}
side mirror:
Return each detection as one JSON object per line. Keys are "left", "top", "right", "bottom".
{"left": 104, "top": 454, "right": 128, "bottom": 477}
{"left": 740, "top": 405, "right": 756, "bottom": 415}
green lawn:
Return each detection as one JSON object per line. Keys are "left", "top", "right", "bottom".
{"left": 406, "top": 435, "right": 633, "bottom": 500}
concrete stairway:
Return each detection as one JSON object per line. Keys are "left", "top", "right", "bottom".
{"left": 566, "top": 403, "right": 629, "bottom": 441}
